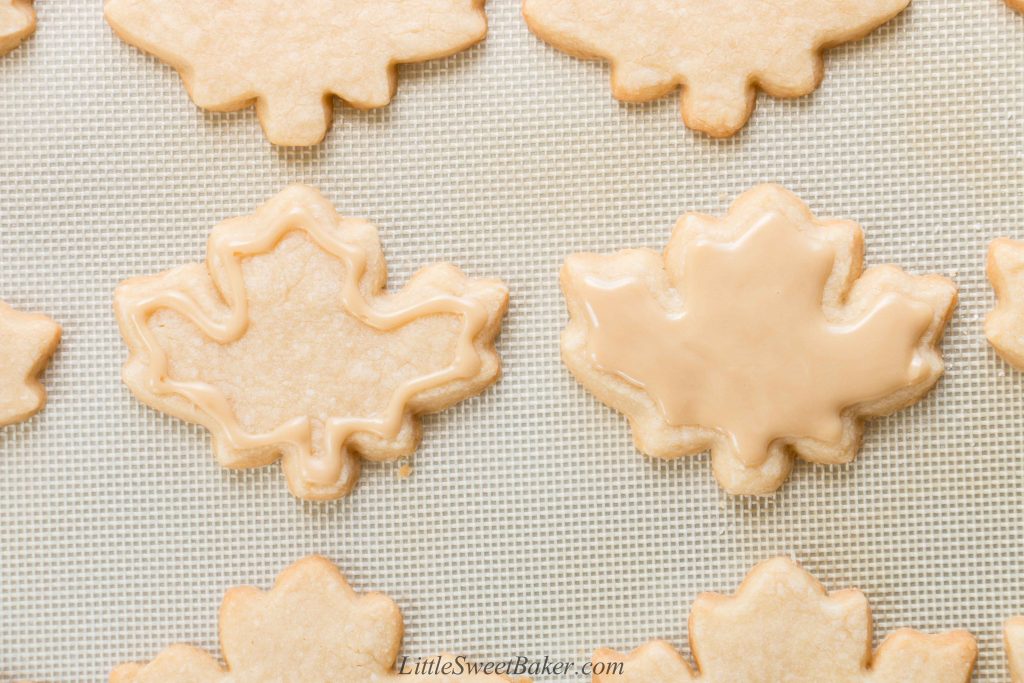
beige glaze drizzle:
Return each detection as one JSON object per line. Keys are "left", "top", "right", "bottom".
{"left": 119, "top": 193, "right": 491, "bottom": 488}
{"left": 570, "top": 213, "right": 934, "bottom": 466}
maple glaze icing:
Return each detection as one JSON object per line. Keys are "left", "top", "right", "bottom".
{"left": 568, "top": 213, "right": 935, "bottom": 466}
{"left": 118, "top": 192, "right": 493, "bottom": 489}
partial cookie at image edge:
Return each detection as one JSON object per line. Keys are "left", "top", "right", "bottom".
{"left": 985, "top": 237, "right": 1024, "bottom": 369}
{"left": 0, "top": 0, "right": 35, "bottom": 57}
{"left": 110, "top": 555, "right": 527, "bottom": 682}
{"left": 522, "top": 0, "right": 910, "bottom": 137}
{"left": 0, "top": 299, "right": 60, "bottom": 428}
{"left": 591, "top": 557, "right": 977, "bottom": 683}
{"left": 1008, "top": 617, "right": 1024, "bottom": 683}
{"left": 103, "top": 0, "right": 488, "bottom": 145}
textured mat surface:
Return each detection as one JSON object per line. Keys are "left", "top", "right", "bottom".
{"left": 1, "top": 1, "right": 1023, "bottom": 680}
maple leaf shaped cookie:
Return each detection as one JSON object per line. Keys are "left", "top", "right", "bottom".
{"left": 591, "top": 557, "right": 977, "bottom": 683}
{"left": 985, "top": 238, "right": 1024, "bottom": 370}
{"left": 114, "top": 185, "right": 508, "bottom": 500}
{"left": 561, "top": 184, "right": 956, "bottom": 495}
{"left": 111, "top": 556, "right": 526, "bottom": 683}
{"left": 523, "top": 0, "right": 909, "bottom": 137}
{"left": 0, "top": 300, "right": 60, "bottom": 427}
{"left": 104, "top": 0, "right": 487, "bottom": 146}
{"left": 0, "top": 0, "right": 34, "bottom": 57}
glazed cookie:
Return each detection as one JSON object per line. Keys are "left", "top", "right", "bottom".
{"left": 0, "top": 300, "right": 60, "bottom": 427}
{"left": 112, "top": 556, "right": 524, "bottom": 682}
{"left": 104, "top": 0, "right": 487, "bottom": 146}
{"left": 523, "top": 0, "right": 909, "bottom": 137}
{"left": 986, "top": 238, "right": 1024, "bottom": 369}
{"left": 561, "top": 184, "right": 956, "bottom": 494}
{"left": 0, "top": 0, "right": 34, "bottom": 57}
{"left": 1009, "top": 617, "right": 1024, "bottom": 683}
{"left": 591, "top": 557, "right": 977, "bottom": 683}
{"left": 114, "top": 185, "right": 507, "bottom": 500}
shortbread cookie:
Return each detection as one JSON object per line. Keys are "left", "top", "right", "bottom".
{"left": 986, "top": 238, "right": 1024, "bottom": 369}
{"left": 111, "top": 556, "right": 523, "bottom": 683}
{"left": 523, "top": 0, "right": 909, "bottom": 137}
{"left": 0, "top": 300, "right": 60, "bottom": 427}
{"left": 561, "top": 184, "right": 956, "bottom": 494}
{"left": 115, "top": 185, "right": 507, "bottom": 500}
{"left": 104, "top": 0, "right": 487, "bottom": 146}
{"left": 1009, "top": 0, "right": 1024, "bottom": 13}
{"left": 592, "top": 557, "right": 977, "bottom": 683}
{"left": 0, "top": 0, "right": 34, "bottom": 57}
{"left": 1009, "top": 617, "right": 1024, "bottom": 683}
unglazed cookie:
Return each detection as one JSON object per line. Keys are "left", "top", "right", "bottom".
{"left": 1009, "top": 0, "right": 1024, "bottom": 13}
{"left": 561, "top": 184, "right": 956, "bottom": 494}
{"left": 104, "top": 0, "right": 487, "bottom": 146}
{"left": 0, "top": 300, "right": 60, "bottom": 427}
{"left": 111, "top": 556, "right": 523, "bottom": 683}
{"left": 986, "top": 238, "right": 1024, "bottom": 369}
{"left": 1009, "top": 617, "right": 1024, "bottom": 683}
{"left": 591, "top": 557, "right": 977, "bottom": 683}
{"left": 115, "top": 185, "right": 507, "bottom": 500}
{"left": 0, "top": 0, "right": 34, "bottom": 57}
{"left": 523, "top": 0, "right": 909, "bottom": 137}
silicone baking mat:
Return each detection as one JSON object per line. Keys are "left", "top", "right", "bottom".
{"left": 2, "top": 0, "right": 1023, "bottom": 680}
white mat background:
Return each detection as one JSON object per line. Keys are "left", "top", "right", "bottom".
{"left": 2, "top": 1, "right": 1023, "bottom": 680}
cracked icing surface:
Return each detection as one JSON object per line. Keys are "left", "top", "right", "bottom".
{"left": 523, "top": 0, "right": 909, "bottom": 137}
{"left": 560, "top": 185, "right": 956, "bottom": 495}
{"left": 115, "top": 185, "right": 507, "bottom": 500}
{"left": 0, "top": 0, "right": 34, "bottom": 56}
{"left": 591, "top": 557, "right": 977, "bottom": 683}
{"left": 0, "top": 299, "right": 60, "bottom": 427}
{"left": 104, "top": 0, "right": 487, "bottom": 145}
{"left": 110, "top": 556, "right": 524, "bottom": 683}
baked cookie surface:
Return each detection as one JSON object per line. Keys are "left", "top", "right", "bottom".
{"left": 111, "top": 556, "right": 524, "bottom": 683}
{"left": 0, "top": 0, "right": 34, "bottom": 57}
{"left": 561, "top": 184, "right": 956, "bottom": 494}
{"left": 523, "top": 0, "right": 909, "bottom": 137}
{"left": 985, "top": 238, "right": 1024, "bottom": 369}
{"left": 0, "top": 300, "right": 60, "bottom": 427}
{"left": 591, "top": 557, "right": 977, "bottom": 683}
{"left": 115, "top": 185, "right": 508, "bottom": 500}
{"left": 1009, "top": 617, "right": 1024, "bottom": 683}
{"left": 104, "top": 0, "right": 487, "bottom": 145}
